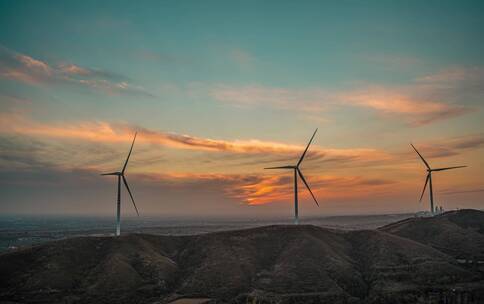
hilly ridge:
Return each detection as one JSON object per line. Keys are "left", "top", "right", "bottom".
{"left": 1, "top": 210, "right": 484, "bottom": 304}
{"left": 380, "top": 209, "right": 484, "bottom": 260}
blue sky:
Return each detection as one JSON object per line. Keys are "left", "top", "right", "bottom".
{"left": 0, "top": 0, "right": 483, "bottom": 216}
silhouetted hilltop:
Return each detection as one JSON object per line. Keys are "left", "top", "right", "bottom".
{"left": 380, "top": 209, "right": 484, "bottom": 260}
{"left": 1, "top": 211, "right": 484, "bottom": 304}
{"left": 444, "top": 209, "right": 484, "bottom": 233}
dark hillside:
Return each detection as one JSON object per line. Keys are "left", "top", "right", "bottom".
{"left": 1, "top": 210, "right": 484, "bottom": 304}
{"left": 380, "top": 209, "right": 484, "bottom": 260}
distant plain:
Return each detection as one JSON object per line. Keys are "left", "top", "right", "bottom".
{"left": 0, "top": 213, "right": 413, "bottom": 252}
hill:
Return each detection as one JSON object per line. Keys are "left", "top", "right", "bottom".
{"left": 380, "top": 209, "right": 484, "bottom": 261}
{"left": 1, "top": 210, "right": 484, "bottom": 304}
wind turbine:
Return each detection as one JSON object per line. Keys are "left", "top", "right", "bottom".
{"left": 265, "top": 129, "right": 319, "bottom": 224}
{"left": 101, "top": 132, "right": 139, "bottom": 236}
{"left": 411, "top": 143, "right": 466, "bottom": 214}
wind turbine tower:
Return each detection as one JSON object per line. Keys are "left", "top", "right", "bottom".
{"left": 265, "top": 129, "right": 320, "bottom": 224}
{"left": 411, "top": 144, "right": 466, "bottom": 214}
{"left": 101, "top": 132, "right": 139, "bottom": 236}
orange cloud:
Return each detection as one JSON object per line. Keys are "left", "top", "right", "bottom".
{"left": 339, "top": 86, "right": 469, "bottom": 126}
{"left": 241, "top": 174, "right": 396, "bottom": 205}
{"left": 0, "top": 112, "right": 388, "bottom": 165}
{"left": 2, "top": 113, "right": 479, "bottom": 207}
{"left": 135, "top": 172, "right": 396, "bottom": 206}
{"left": 209, "top": 71, "right": 475, "bottom": 126}
{"left": 16, "top": 54, "right": 52, "bottom": 75}
{"left": 417, "top": 66, "right": 484, "bottom": 86}
{"left": 0, "top": 46, "right": 152, "bottom": 97}
{"left": 58, "top": 63, "right": 91, "bottom": 76}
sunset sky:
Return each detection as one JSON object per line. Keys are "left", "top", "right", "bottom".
{"left": 1, "top": 1, "right": 483, "bottom": 218}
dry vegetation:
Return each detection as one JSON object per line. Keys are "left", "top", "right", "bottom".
{"left": 1, "top": 210, "right": 483, "bottom": 304}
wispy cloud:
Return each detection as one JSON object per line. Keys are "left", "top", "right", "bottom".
{"left": 1, "top": 114, "right": 481, "bottom": 207}
{"left": 223, "top": 173, "right": 396, "bottom": 205}
{"left": 339, "top": 85, "right": 470, "bottom": 126}
{"left": 102, "top": 171, "right": 396, "bottom": 205}
{"left": 447, "top": 133, "right": 484, "bottom": 150}
{"left": 0, "top": 112, "right": 389, "bottom": 169}
{"left": 439, "top": 188, "right": 484, "bottom": 195}
{"left": 6, "top": 110, "right": 483, "bottom": 170}
{"left": 409, "top": 132, "right": 484, "bottom": 155}
{"left": 0, "top": 46, "right": 153, "bottom": 97}
{"left": 417, "top": 66, "right": 484, "bottom": 88}
{"left": 0, "top": 131, "right": 397, "bottom": 206}
{"left": 209, "top": 65, "right": 480, "bottom": 126}
{"left": 2, "top": 110, "right": 481, "bottom": 176}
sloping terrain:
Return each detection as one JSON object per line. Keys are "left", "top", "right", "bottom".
{"left": 1, "top": 210, "right": 484, "bottom": 304}
{"left": 0, "top": 234, "right": 185, "bottom": 303}
{"left": 380, "top": 209, "right": 484, "bottom": 260}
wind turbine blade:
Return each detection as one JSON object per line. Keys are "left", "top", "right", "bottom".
{"left": 101, "top": 172, "right": 118, "bottom": 176}
{"left": 264, "top": 165, "right": 295, "bottom": 169}
{"left": 122, "top": 132, "right": 137, "bottom": 174}
{"left": 419, "top": 174, "right": 430, "bottom": 202}
{"left": 122, "top": 176, "right": 139, "bottom": 216}
{"left": 297, "top": 168, "right": 319, "bottom": 206}
{"left": 297, "top": 129, "right": 318, "bottom": 167}
{"left": 410, "top": 143, "right": 430, "bottom": 170}
{"left": 432, "top": 165, "right": 467, "bottom": 172}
